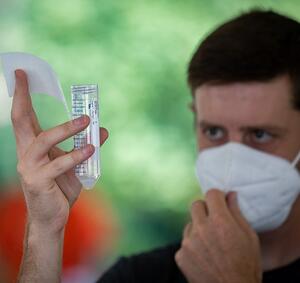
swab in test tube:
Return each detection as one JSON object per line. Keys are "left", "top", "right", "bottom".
{"left": 71, "top": 84, "right": 100, "bottom": 189}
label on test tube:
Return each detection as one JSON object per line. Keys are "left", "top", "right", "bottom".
{"left": 90, "top": 99, "right": 100, "bottom": 147}
{"left": 71, "top": 84, "right": 100, "bottom": 189}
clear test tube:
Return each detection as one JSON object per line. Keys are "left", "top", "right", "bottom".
{"left": 71, "top": 84, "right": 100, "bottom": 189}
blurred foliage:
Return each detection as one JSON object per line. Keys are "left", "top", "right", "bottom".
{"left": 0, "top": 0, "right": 300, "bottom": 256}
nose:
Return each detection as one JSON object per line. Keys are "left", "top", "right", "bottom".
{"left": 228, "top": 132, "right": 244, "bottom": 144}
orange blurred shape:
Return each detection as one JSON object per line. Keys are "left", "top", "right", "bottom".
{"left": 0, "top": 186, "right": 117, "bottom": 282}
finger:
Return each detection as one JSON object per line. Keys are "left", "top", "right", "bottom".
{"left": 55, "top": 172, "right": 82, "bottom": 207}
{"left": 29, "top": 104, "right": 42, "bottom": 135}
{"left": 100, "top": 127, "right": 109, "bottom": 146}
{"left": 190, "top": 200, "right": 207, "bottom": 225}
{"left": 183, "top": 222, "right": 192, "bottom": 238}
{"left": 40, "top": 144, "right": 95, "bottom": 180}
{"left": 227, "top": 191, "right": 253, "bottom": 234}
{"left": 29, "top": 115, "right": 90, "bottom": 162}
{"left": 175, "top": 249, "right": 201, "bottom": 283}
{"left": 13, "top": 70, "right": 42, "bottom": 134}
{"left": 48, "top": 127, "right": 108, "bottom": 160}
{"left": 205, "top": 189, "right": 231, "bottom": 219}
{"left": 11, "top": 70, "right": 38, "bottom": 156}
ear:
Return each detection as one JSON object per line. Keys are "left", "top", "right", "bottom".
{"left": 188, "top": 101, "right": 196, "bottom": 113}
{"left": 188, "top": 101, "right": 198, "bottom": 132}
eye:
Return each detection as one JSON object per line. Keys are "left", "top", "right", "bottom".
{"left": 251, "top": 129, "right": 273, "bottom": 144}
{"left": 203, "top": 127, "right": 225, "bottom": 141}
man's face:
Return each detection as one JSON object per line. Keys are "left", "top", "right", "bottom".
{"left": 195, "top": 75, "right": 300, "bottom": 168}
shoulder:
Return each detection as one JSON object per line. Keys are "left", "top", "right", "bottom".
{"left": 263, "top": 257, "right": 300, "bottom": 282}
{"left": 98, "top": 242, "right": 186, "bottom": 283}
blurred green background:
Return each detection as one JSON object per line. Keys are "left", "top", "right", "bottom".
{"left": 1, "top": 0, "right": 300, "bottom": 259}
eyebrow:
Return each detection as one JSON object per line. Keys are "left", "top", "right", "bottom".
{"left": 198, "top": 120, "right": 287, "bottom": 134}
{"left": 198, "top": 121, "right": 221, "bottom": 129}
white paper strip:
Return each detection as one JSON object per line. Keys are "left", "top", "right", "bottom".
{"left": 0, "top": 52, "right": 70, "bottom": 117}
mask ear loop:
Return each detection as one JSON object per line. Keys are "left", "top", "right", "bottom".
{"left": 292, "top": 151, "right": 300, "bottom": 167}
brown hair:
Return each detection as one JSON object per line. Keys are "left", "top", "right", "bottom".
{"left": 188, "top": 10, "right": 300, "bottom": 110}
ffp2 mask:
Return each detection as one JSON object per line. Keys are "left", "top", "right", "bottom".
{"left": 195, "top": 142, "right": 300, "bottom": 233}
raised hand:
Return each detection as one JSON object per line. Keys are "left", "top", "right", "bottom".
{"left": 11, "top": 69, "right": 108, "bottom": 234}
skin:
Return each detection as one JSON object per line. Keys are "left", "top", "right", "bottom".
{"left": 12, "top": 70, "right": 109, "bottom": 283}
{"left": 14, "top": 67, "right": 300, "bottom": 282}
{"left": 175, "top": 74, "right": 300, "bottom": 282}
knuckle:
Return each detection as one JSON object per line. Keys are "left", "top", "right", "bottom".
{"left": 11, "top": 111, "right": 19, "bottom": 125}
{"left": 210, "top": 216, "right": 230, "bottom": 236}
{"left": 206, "top": 188, "right": 221, "bottom": 199}
{"left": 174, "top": 250, "right": 183, "bottom": 265}
{"left": 190, "top": 200, "right": 203, "bottom": 213}
{"left": 11, "top": 111, "right": 23, "bottom": 127}
{"left": 71, "top": 149, "right": 84, "bottom": 164}
{"left": 190, "top": 200, "right": 198, "bottom": 210}
{"left": 181, "top": 238, "right": 197, "bottom": 257}
{"left": 11, "top": 109, "right": 30, "bottom": 126}
{"left": 181, "top": 238, "right": 192, "bottom": 251}
{"left": 62, "top": 121, "right": 73, "bottom": 135}
{"left": 16, "top": 162, "right": 27, "bottom": 177}
{"left": 211, "top": 213, "right": 223, "bottom": 224}
{"left": 22, "top": 173, "right": 35, "bottom": 188}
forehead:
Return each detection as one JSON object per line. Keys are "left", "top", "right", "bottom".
{"left": 194, "top": 75, "right": 295, "bottom": 127}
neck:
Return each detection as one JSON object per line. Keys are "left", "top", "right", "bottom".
{"left": 259, "top": 196, "right": 300, "bottom": 271}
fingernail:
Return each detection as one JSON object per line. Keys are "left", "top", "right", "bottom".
{"left": 73, "top": 115, "right": 88, "bottom": 126}
{"left": 82, "top": 145, "right": 94, "bottom": 155}
{"left": 231, "top": 191, "right": 238, "bottom": 203}
{"left": 226, "top": 191, "right": 236, "bottom": 204}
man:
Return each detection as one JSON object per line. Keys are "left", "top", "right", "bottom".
{"left": 13, "top": 9, "right": 300, "bottom": 283}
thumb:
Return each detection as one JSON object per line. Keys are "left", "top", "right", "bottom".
{"left": 227, "top": 191, "right": 253, "bottom": 234}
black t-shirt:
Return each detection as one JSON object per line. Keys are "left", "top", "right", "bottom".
{"left": 98, "top": 243, "right": 300, "bottom": 283}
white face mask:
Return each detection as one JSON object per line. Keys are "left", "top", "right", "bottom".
{"left": 195, "top": 142, "right": 300, "bottom": 233}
